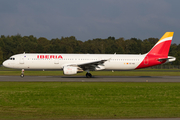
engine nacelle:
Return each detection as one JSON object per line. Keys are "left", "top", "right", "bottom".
{"left": 63, "top": 66, "right": 78, "bottom": 75}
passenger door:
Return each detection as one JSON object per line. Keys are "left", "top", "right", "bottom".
{"left": 19, "top": 55, "right": 24, "bottom": 64}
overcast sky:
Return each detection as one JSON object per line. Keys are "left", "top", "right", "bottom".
{"left": 0, "top": 0, "right": 180, "bottom": 44}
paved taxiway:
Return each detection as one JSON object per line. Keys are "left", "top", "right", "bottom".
{"left": 0, "top": 76, "right": 180, "bottom": 82}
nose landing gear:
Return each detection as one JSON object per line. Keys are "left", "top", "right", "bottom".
{"left": 20, "top": 69, "right": 24, "bottom": 78}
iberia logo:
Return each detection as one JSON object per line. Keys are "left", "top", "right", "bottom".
{"left": 37, "top": 55, "right": 63, "bottom": 59}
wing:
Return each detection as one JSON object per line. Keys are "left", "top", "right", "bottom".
{"left": 77, "top": 59, "right": 108, "bottom": 71}
{"left": 64, "top": 59, "right": 110, "bottom": 71}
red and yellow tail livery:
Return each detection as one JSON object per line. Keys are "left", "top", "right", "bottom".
{"left": 148, "top": 32, "right": 173, "bottom": 57}
{"left": 136, "top": 32, "right": 175, "bottom": 69}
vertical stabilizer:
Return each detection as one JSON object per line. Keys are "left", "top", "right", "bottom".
{"left": 147, "top": 32, "right": 174, "bottom": 57}
{"left": 136, "top": 32, "right": 174, "bottom": 69}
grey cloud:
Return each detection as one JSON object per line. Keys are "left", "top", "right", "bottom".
{"left": 0, "top": 0, "right": 179, "bottom": 44}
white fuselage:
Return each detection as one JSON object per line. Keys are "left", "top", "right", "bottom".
{"left": 3, "top": 53, "right": 146, "bottom": 70}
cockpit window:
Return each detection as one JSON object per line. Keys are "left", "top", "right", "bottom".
{"left": 9, "top": 57, "right": 15, "bottom": 60}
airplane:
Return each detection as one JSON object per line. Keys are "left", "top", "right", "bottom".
{"left": 2, "top": 32, "right": 176, "bottom": 78}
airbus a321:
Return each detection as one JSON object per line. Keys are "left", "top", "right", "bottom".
{"left": 3, "top": 32, "right": 176, "bottom": 78}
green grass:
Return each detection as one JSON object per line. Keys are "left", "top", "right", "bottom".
{"left": 0, "top": 82, "right": 180, "bottom": 119}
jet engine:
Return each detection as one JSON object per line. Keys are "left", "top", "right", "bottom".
{"left": 63, "top": 66, "right": 78, "bottom": 75}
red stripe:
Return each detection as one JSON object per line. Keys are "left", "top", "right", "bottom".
{"left": 148, "top": 40, "right": 171, "bottom": 57}
{"left": 136, "top": 40, "right": 171, "bottom": 69}
{"left": 135, "top": 54, "right": 166, "bottom": 69}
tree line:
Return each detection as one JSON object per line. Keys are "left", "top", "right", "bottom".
{"left": 0, "top": 34, "right": 179, "bottom": 65}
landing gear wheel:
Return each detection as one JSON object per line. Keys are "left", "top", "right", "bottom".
{"left": 86, "top": 73, "right": 92, "bottom": 78}
{"left": 20, "top": 69, "right": 24, "bottom": 78}
{"left": 20, "top": 74, "right": 24, "bottom": 78}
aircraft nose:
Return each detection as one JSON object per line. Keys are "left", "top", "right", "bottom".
{"left": 2, "top": 60, "right": 8, "bottom": 67}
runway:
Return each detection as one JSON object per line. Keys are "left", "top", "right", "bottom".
{"left": 0, "top": 75, "right": 180, "bottom": 82}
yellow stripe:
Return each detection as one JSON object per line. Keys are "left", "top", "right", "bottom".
{"left": 158, "top": 32, "right": 174, "bottom": 42}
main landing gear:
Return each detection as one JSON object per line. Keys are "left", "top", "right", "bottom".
{"left": 20, "top": 69, "right": 24, "bottom": 78}
{"left": 86, "top": 72, "right": 92, "bottom": 78}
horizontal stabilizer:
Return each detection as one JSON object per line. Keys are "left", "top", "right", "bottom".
{"left": 158, "top": 58, "right": 172, "bottom": 62}
{"left": 158, "top": 56, "right": 176, "bottom": 62}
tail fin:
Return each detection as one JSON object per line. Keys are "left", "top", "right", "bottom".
{"left": 147, "top": 32, "right": 174, "bottom": 57}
